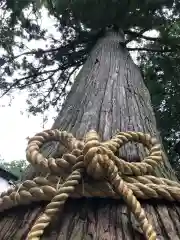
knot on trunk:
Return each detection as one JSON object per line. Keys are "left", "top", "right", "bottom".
{"left": 1, "top": 129, "right": 178, "bottom": 240}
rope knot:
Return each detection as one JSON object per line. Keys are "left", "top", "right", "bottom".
{"left": 0, "top": 128, "right": 169, "bottom": 240}
{"left": 82, "top": 130, "right": 113, "bottom": 179}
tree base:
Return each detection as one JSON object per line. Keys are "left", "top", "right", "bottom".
{"left": 0, "top": 198, "right": 180, "bottom": 239}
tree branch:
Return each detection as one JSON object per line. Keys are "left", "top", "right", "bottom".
{"left": 125, "top": 29, "right": 180, "bottom": 51}
{"left": 12, "top": 48, "right": 59, "bottom": 60}
{"left": 19, "top": 71, "right": 57, "bottom": 89}
{"left": 9, "top": 36, "right": 90, "bottom": 62}
{"left": 127, "top": 47, "right": 174, "bottom": 53}
{"left": 125, "top": 28, "right": 149, "bottom": 44}
{"left": 124, "top": 29, "right": 162, "bottom": 42}
{"left": 61, "top": 65, "right": 80, "bottom": 92}
{"left": 55, "top": 65, "right": 80, "bottom": 104}
{"left": 0, "top": 67, "right": 61, "bottom": 98}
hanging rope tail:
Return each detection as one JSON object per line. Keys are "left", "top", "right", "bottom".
{"left": 27, "top": 162, "right": 84, "bottom": 239}
{"left": 1, "top": 129, "right": 179, "bottom": 240}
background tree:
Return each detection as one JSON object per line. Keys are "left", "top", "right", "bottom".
{"left": 0, "top": 158, "right": 28, "bottom": 179}
{"left": 139, "top": 19, "right": 180, "bottom": 177}
{"left": 0, "top": 0, "right": 180, "bottom": 239}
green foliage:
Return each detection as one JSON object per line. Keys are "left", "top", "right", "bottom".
{"left": 0, "top": 0, "right": 179, "bottom": 114}
{"left": 138, "top": 20, "right": 180, "bottom": 174}
{"left": 0, "top": 158, "right": 28, "bottom": 179}
{"left": 48, "top": 0, "right": 174, "bottom": 29}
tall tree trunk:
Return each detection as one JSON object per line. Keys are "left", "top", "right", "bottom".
{"left": 0, "top": 30, "right": 180, "bottom": 239}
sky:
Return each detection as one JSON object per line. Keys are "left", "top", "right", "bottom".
{"left": 0, "top": 7, "right": 158, "bottom": 162}
{"left": 0, "top": 93, "right": 54, "bottom": 161}
{"left": 0, "top": 9, "right": 57, "bottom": 161}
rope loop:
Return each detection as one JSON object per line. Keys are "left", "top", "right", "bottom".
{"left": 0, "top": 129, "right": 178, "bottom": 240}
{"left": 103, "top": 131, "right": 163, "bottom": 176}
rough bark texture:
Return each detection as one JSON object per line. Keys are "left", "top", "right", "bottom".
{"left": 0, "top": 30, "right": 180, "bottom": 239}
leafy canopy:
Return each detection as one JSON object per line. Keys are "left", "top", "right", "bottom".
{"left": 0, "top": 0, "right": 179, "bottom": 112}
{"left": 0, "top": 158, "right": 28, "bottom": 179}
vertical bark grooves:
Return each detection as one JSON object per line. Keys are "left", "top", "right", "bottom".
{"left": 1, "top": 200, "right": 180, "bottom": 239}
{"left": 1, "top": 30, "right": 180, "bottom": 239}
{"left": 52, "top": 30, "right": 175, "bottom": 179}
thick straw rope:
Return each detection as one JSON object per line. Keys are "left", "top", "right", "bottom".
{"left": 1, "top": 129, "right": 180, "bottom": 240}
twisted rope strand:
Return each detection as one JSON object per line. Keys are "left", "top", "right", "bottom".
{"left": 90, "top": 134, "right": 156, "bottom": 240}
{"left": 27, "top": 167, "right": 83, "bottom": 240}
{"left": 81, "top": 131, "right": 156, "bottom": 239}
{"left": 1, "top": 129, "right": 180, "bottom": 240}
{"left": 113, "top": 177, "right": 156, "bottom": 240}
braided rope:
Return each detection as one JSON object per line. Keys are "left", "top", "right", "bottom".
{"left": 27, "top": 165, "right": 83, "bottom": 239}
{"left": 0, "top": 129, "right": 180, "bottom": 240}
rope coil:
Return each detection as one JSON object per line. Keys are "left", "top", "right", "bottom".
{"left": 0, "top": 129, "right": 179, "bottom": 240}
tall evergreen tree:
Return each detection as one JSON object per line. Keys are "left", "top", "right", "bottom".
{"left": 1, "top": 0, "right": 180, "bottom": 239}
{"left": 1, "top": 1, "right": 180, "bottom": 163}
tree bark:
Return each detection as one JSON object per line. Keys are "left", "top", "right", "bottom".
{"left": 0, "top": 30, "right": 180, "bottom": 239}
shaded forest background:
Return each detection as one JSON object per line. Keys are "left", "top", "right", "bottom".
{"left": 1, "top": 0, "right": 180, "bottom": 178}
